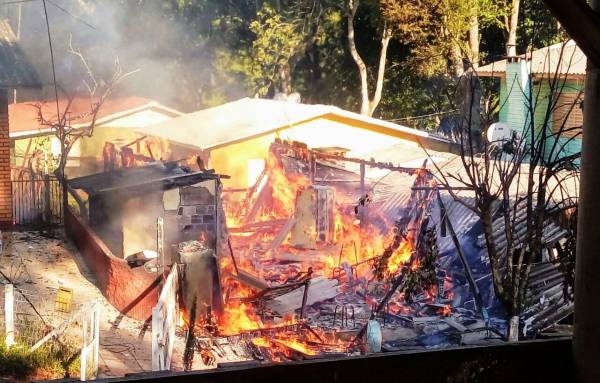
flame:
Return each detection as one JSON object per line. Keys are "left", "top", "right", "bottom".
{"left": 266, "top": 155, "right": 309, "bottom": 219}
{"left": 387, "top": 243, "right": 412, "bottom": 274}
{"left": 272, "top": 338, "right": 317, "bottom": 355}
{"left": 252, "top": 337, "right": 272, "bottom": 348}
{"left": 440, "top": 305, "right": 452, "bottom": 316}
{"left": 214, "top": 143, "right": 455, "bottom": 361}
{"left": 219, "top": 303, "right": 263, "bottom": 335}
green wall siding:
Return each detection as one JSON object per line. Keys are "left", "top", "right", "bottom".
{"left": 497, "top": 65, "right": 583, "bottom": 163}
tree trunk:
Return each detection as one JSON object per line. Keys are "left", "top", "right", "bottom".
{"left": 368, "top": 27, "right": 392, "bottom": 116}
{"left": 346, "top": 0, "right": 391, "bottom": 117}
{"left": 279, "top": 64, "right": 292, "bottom": 95}
{"left": 507, "top": 315, "right": 519, "bottom": 341}
{"left": 451, "top": 43, "right": 465, "bottom": 77}
{"left": 506, "top": 0, "right": 520, "bottom": 57}
{"left": 468, "top": 7, "right": 479, "bottom": 68}
{"left": 347, "top": 0, "right": 370, "bottom": 116}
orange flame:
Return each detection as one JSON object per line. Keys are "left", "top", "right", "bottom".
{"left": 387, "top": 243, "right": 413, "bottom": 274}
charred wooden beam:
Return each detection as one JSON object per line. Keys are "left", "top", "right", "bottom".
{"left": 436, "top": 191, "right": 488, "bottom": 320}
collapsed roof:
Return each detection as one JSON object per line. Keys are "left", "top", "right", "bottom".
{"left": 69, "top": 162, "right": 224, "bottom": 197}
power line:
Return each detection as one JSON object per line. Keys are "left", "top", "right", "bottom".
{"left": 41, "top": 0, "right": 61, "bottom": 122}
{"left": 0, "top": 0, "right": 37, "bottom": 6}
{"left": 46, "top": 0, "right": 96, "bottom": 30}
{"left": 1, "top": 0, "right": 97, "bottom": 30}
{"left": 389, "top": 109, "right": 458, "bottom": 123}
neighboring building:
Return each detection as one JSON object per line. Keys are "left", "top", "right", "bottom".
{"left": 136, "top": 98, "right": 458, "bottom": 190}
{"left": 9, "top": 96, "right": 183, "bottom": 177}
{"left": 0, "top": 19, "right": 40, "bottom": 227}
{"left": 478, "top": 40, "right": 586, "bottom": 161}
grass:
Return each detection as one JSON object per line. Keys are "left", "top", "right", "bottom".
{"left": 0, "top": 337, "right": 80, "bottom": 380}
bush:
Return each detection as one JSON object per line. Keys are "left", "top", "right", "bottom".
{"left": 0, "top": 338, "right": 80, "bottom": 380}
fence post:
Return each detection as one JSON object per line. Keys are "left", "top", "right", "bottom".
{"left": 5, "top": 284, "right": 14, "bottom": 347}
{"left": 81, "top": 305, "right": 88, "bottom": 381}
{"left": 62, "top": 175, "right": 68, "bottom": 234}
{"left": 93, "top": 303, "right": 100, "bottom": 378}
{"left": 44, "top": 174, "right": 51, "bottom": 225}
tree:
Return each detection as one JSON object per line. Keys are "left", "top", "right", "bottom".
{"left": 346, "top": 0, "right": 392, "bottom": 116}
{"left": 245, "top": 1, "right": 333, "bottom": 96}
{"left": 380, "top": 0, "right": 482, "bottom": 77}
{"left": 34, "top": 38, "right": 135, "bottom": 214}
{"left": 504, "top": 0, "right": 520, "bottom": 56}
{"left": 519, "top": 0, "right": 563, "bottom": 50}
{"left": 430, "top": 44, "right": 580, "bottom": 341}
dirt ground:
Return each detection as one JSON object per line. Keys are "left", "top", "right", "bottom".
{"left": 0, "top": 229, "right": 190, "bottom": 378}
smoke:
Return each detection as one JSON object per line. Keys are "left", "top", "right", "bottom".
{"left": 1, "top": 0, "right": 234, "bottom": 111}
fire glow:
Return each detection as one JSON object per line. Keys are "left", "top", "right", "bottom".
{"left": 205, "top": 142, "right": 454, "bottom": 365}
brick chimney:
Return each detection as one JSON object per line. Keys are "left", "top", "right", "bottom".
{"left": 0, "top": 90, "right": 12, "bottom": 227}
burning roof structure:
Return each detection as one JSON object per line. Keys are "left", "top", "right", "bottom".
{"left": 171, "top": 138, "right": 575, "bottom": 367}
{"left": 69, "top": 162, "right": 227, "bottom": 259}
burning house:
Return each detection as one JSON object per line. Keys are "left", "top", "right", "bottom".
{"left": 134, "top": 97, "right": 459, "bottom": 191}
{"left": 142, "top": 137, "right": 574, "bottom": 367}
{"left": 56, "top": 97, "right": 576, "bottom": 372}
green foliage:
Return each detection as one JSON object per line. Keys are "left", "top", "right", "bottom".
{"left": 246, "top": 4, "right": 304, "bottom": 95}
{"left": 2, "top": 0, "right": 566, "bottom": 123}
{"left": 520, "top": 0, "right": 565, "bottom": 49}
{"left": 0, "top": 337, "right": 80, "bottom": 380}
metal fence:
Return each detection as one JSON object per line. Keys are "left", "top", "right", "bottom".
{"left": 1, "top": 284, "right": 100, "bottom": 380}
{"left": 12, "top": 175, "right": 63, "bottom": 227}
{"left": 0, "top": 284, "right": 49, "bottom": 348}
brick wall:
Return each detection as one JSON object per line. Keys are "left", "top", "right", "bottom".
{"left": 0, "top": 91, "right": 12, "bottom": 227}
{"left": 65, "top": 207, "right": 161, "bottom": 321}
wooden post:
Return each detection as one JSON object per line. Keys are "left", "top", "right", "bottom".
{"left": 359, "top": 161, "right": 368, "bottom": 228}
{"left": 157, "top": 217, "right": 165, "bottom": 277}
{"left": 43, "top": 174, "right": 51, "bottom": 225}
{"left": 81, "top": 308, "right": 88, "bottom": 381}
{"left": 310, "top": 152, "right": 316, "bottom": 184}
{"left": 61, "top": 175, "right": 68, "bottom": 232}
{"left": 92, "top": 303, "right": 100, "bottom": 379}
{"left": 4, "top": 284, "right": 14, "bottom": 347}
{"left": 359, "top": 161, "right": 366, "bottom": 197}
{"left": 574, "top": 3, "right": 600, "bottom": 379}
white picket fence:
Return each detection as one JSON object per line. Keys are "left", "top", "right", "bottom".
{"left": 152, "top": 265, "right": 179, "bottom": 371}
{"left": 80, "top": 302, "right": 100, "bottom": 381}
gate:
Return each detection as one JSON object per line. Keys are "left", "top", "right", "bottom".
{"left": 12, "top": 174, "right": 63, "bottom": 227}
{"left": 152, "top": 265, "right": 179, "bottom": 371}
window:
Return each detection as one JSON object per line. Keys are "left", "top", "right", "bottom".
{"left": 552, "top": 92, "right": 584, "bottom": 138}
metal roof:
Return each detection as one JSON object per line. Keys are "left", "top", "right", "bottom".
{"left": 68, "top": 162, "right": 223, "bottom": 196}
{"left": 135, "top": 98, "right": 457, "bottom": 154}
{"left": 478, "top": 40, "right": 586, "bottom": 78}
{"left": 371, "top": 189, "right": 573, "bottom": 336}
{"left": 0, "top": 20, "right": 40, "bottom": 88}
